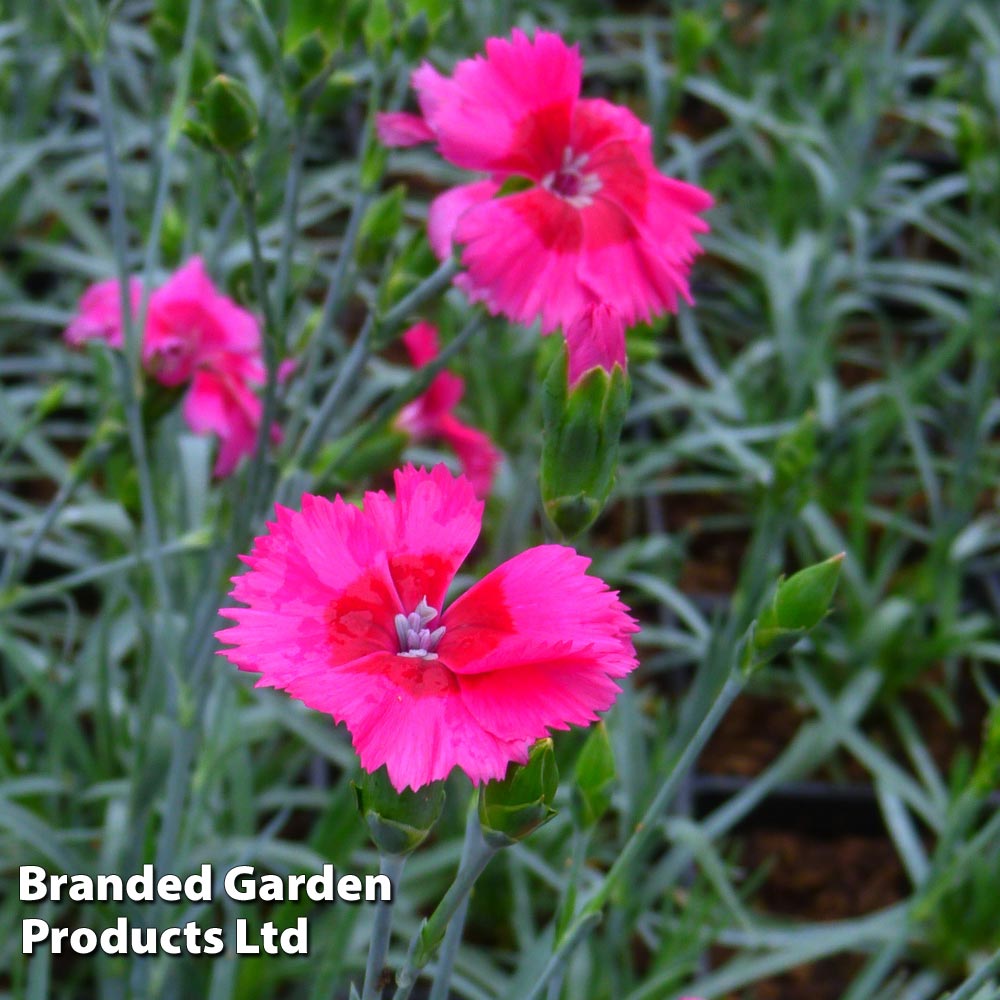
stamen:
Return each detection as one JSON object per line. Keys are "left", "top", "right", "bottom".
{"left": 394, "top": 596, "right": 446, "bottom": 659}
{"left": 541, "top": 147, "right": 601, "bottom": 209}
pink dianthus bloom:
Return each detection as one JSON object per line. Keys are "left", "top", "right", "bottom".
{"left": 144, "top": 258, "right": 274, "bottom": 478}
{"left": 379, "top": 29, "right": 713, "bottom": 375}
{"left": 63, "top": 257, "right": 282, "bottom": 478}
{"left": 395, "top": 322, "right": 500, "bottom": 498}
{"left": 64, "top": 277, "right": 142, "bottom": 348}
{"left": 216, "top": 464, "right": 639, "bottom": 791}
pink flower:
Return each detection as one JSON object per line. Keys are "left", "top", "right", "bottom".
{"left": 143, "top": 258, "right": 261, "bottom": 387}
{"left": 216, "top": 464, "right": 639, "bottom": 791}
{"left": 143, "top": 258, "right": 273, "bottom": 478}
{"left": 64, "top": 277, "right": 142, "bottom": 348}
{"left": 64, "top": 258, "right": 282, "bottom": 478}
{"left": 380, "top": 29, "right": 713, "bottom": 373}
{"left": 395, "top": 322, "right": 500, "bottom": 497}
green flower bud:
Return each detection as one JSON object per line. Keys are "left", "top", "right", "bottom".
{"left": 283, "top": 32, "right": 329, "bottom": 96}
{"left": 357, "top": 185, "right": 405, "bottom": 266}
{"left": 572, "top": 723, "right": 616, "bottom": 828}
{"left": 198, "top": 75, "right": 258, "bottom": 154}
{"left": 541, "top": 347, "right": 629, "bottom": 537}
{"left": 674, "top": 10, "right": 715, "bottom": 76}
{"left": 742, "top": 553, "right": 844, "bottom": 672}
{"left": 354, "top": 767, "right": 445, "bottom": 856}
{"left": 402, "top": 12, "right": 430, "bottom": 59}
{"left": 36, "top": 381, "right": 69, "bottom": 419}
{"left": 363, "top": 0, "right": 394, "bottom": 51}
{"left": 771, "top": 410, "right": 817, "bottom": 507}
{"left": 479, "top": 739, "right": 558, "bottom": 846}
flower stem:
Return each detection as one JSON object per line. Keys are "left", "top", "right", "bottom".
{"left": 427, "top": 802, "right": 482, "bottom": 1000}
{"left": 91, "top": 57, "right": 171, "bottom": 616}
{"left": 391, "top": 829, "right": 499, "bottom": 1000}
{"left": 293, "top": 257, "right": 461, "bottom": 471}
{"left": 947, "top": 946, "right": 1000, "bottom": 1000}
{"left": 521, "top": 671, "right": 746, "bottom": 1000}
{"left": 361, "top": 853, "right": 406, "bottom": 1000}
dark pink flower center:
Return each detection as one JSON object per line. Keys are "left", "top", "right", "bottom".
{"left": 394, "top": 596, "right": 446, "bottom": 659}
{"left": 542, "top": 148, "right": 601, "bottom": 208}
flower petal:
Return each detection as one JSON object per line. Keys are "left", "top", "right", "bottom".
{"left": 217, "top": 495, "right": 402, "bottom": 682}
{"left": 457, "top": 643, "right": 627, "bottom": 743}
{"left": 414, "top": 28, "right": 581, "bottom": 176}
{"left": 283, "top": 652, "right": 527, "bottom": 790}
{"left": 439, "top": 544, "right": 638, "bottom": 675}
{"left": 453, "top": 189, "right": 592, "bottom": 331}
{"left": 427, "top": 180, "right": 499, "bottom": 260}
{"left": 376, "top": 111, "right": 436, "bottom": 147}
{"left": 64, "top": 277, "right": 142, "bottom": 349}
{"left": 363, "top": 464, "right": 483, "bottom": 611}
{"left": 437, "top": 415, "right": 500, "bottom": 499}
{"left": 565, "top": 302, "right": 627, "bottom": 385}
{"left": 182, "top": 368, "right": 262, "bottom": 478}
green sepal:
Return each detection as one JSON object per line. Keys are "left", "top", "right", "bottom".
{"left": 197, "top": 75, "right": 258, "bottom": 154}
{"left": 741, "top": 553, "right": 844, "bottom": 673}
{"left": 540, "top": 347, "right": 629, "bottom": 537}
{"left": 353, "top": 766, "right": 445, "bottom": 857}
{"left": 479, "top": 739, "right": 558, "bottom": 846}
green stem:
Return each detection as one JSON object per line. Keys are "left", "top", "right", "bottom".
{"left": 391, "top": 832, "right": 499, "bottom": 1000}
{"left": 946, "top": 947, "right": 1000, "bottom": 1000}
{"left": 91, "top": 58, "right": 172, "bottom": 615}
{"left": 293, "top": 258, "right": 460, "bottom": 471}
{"left": 427, "top": 803, "right": 482, "bottom": 1000}
{"left": 230, "top": 158, "right": 281, "bottom": 528}
{"left": 361, "top": 853, "right": 406, "bottom": 1000}
{"left": 521, "top": 672, "right": 745, "bottom": 1000}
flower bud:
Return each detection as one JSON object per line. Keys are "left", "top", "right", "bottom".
{"left": 771, "top": 410, "right": 817, "bottom": 507}
{"left": 354, "top": 766, "right": 445, "bottom": 856}
{"left": 541, "top": 342, "right": 629, "bottom": 538}
{"left": 282, "top": 32, "right": 329, "bottom": 96}
{"left": 479, "top": 739, "right": 558, "bottom": 846}
{"left": 741, "top": 554, "right": 844, "bottom": 672}
{"left": 198, "top": 75, "right": 258, "bottom": 154}
{"left": 572, "top": 722, "right": 616, "bottom": 829}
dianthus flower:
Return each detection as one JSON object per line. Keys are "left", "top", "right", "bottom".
{"left": 216, "top": 464, "right": 639, "bottom": 791}
{"left": 395, "top": 322, "right": 500, "bottom": 498}
{"left": 378, "top": 29, "right": 713, "bottom": 376}
{"left": 143, "top": 258, "right": 276, "bottom": 478}
{"left": 64, "top": 258, "right": 281, "bottom": 478}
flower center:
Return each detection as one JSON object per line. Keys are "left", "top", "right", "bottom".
{"left": 541, "top": 148, "right": 601, "bottom": 208}
{"left": 394, "top": 596, "right": 446, "bottom": 659}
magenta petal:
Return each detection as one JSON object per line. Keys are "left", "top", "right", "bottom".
{"left": 437, "top": 415, "right": 500, "bottom": 499}
{"left": 363, "top": 465, "right": 482, "bottom": 611}
{"left": 440, "top": 544, "right": 638, "bottom": 675}
{"left": 183, "top": 368, "right": 261, "bottom": 478}
{"left": 414, "top": 29, "right": 582, "bottom": 176}
{"left": 453, "top": 190, "right": 592, "bottom": 332}
{"left": 565, "top": 302, "right": 627, "bottom": 386}
{"left": 284, "top": 653, "right": 527, "bottom": 790}
{"left": 376, "top": 111, "right": 436, "bottom": 147}
{"left": 64, "top": 277, "right": 142, "bottom": 349}
{"left": 427, "top": 180, "right": 499, "bottom": 261}
{"left": 457, "top": 647, "right": 626, "bottom": 743}
{"left": 217, "top": 494, "right": 402, "bottom": 683}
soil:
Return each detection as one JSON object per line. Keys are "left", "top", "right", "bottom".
{"left": 694, "top": 676, "right": 990, "bottom": 999}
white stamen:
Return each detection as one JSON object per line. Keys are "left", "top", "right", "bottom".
{"left": 394, "top": 596, "right": 445, "bottom": 660}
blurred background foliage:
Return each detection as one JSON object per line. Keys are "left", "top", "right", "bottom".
{"left": 1, "top": 0, "right": 1000, "bottom": 997}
